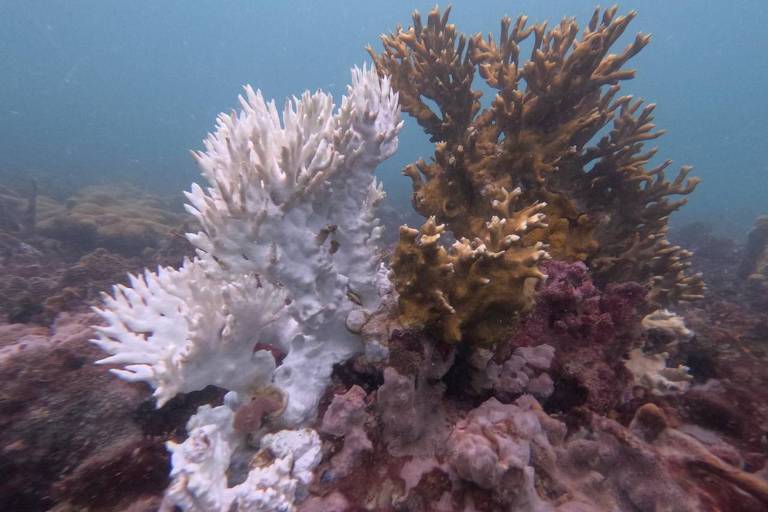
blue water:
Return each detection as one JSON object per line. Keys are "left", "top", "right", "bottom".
{"left": 1, "top": 0, "right": 766, "bottom": 234}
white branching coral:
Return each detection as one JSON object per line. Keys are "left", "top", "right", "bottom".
{"left": 94, "top": 63, "right": 400, "bottom": 418}
{"left": 626, "top": 349, "right": 693, "bottom": 395}
{"left": 93, "top": 260, "right": 287, "bottom": 406}
{"left": 93, "top": 65, "right": 401, "bottom": 511}
{"left": 641, "top": 309, "right": 694, "bottom": 343}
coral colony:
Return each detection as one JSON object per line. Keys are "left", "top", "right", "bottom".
{"left": 77, "top": 5, "right": 768, "bottom": 512}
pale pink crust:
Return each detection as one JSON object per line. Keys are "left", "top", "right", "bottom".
{"left": 319, "top": 385, "right": 372, "bottom": 478}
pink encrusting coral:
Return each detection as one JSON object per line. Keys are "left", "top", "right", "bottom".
{"left": 509, "top": 260, "right": 647, "bottom": 412}
{"left": 319, "top": 385, "right": 372, "bottom": 479}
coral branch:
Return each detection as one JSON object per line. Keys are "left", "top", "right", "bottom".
{"left": 370, "top": 5, "right": 703, "bottom": 307}
{"left": 391, "top": 187, "right": 548, "bottom": 345}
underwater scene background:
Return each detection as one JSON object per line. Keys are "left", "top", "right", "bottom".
{"left": 1, "top": 1, "right": 768, "bottom": 511}
{"left": 2, "top": 0, "right": 766, "bottom": 232}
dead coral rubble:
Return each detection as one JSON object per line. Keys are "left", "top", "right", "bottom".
{"left": 369, "top": 5, "right": 704, "bottom": 308}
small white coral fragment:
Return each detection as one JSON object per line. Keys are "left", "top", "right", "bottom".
{"left": 626, "top": 348, "right": 693, "bottom": 395}
{"left": 642, "top": 309, "right": 694, "bottom": 342}
{"left": 163, "top": 393, "right": 322, "bottom": 512}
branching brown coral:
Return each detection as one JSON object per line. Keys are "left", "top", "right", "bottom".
{"left": 369, "top": 5, "right": 704, "bottom": 307}
{"left": 391, "top": 187, "right": 548, "bottom": 345}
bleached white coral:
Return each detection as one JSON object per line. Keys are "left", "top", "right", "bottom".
{"left": 92, "top": 65, "right": 402, "bottom": 426}
{"left": 641, "top": 309, "right": 694, "bottom": 343}
{"left": 93, "top": 259, "right": 288, "bottom": 406}
{"left": 163, "top": 393, "right": 322, "bottom": 512}
{"left": 626, "top": 348, "right": 693, "bottom": 395}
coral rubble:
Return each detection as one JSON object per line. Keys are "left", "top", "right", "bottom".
{"left": 369, "top": 5, "right": 704, "bottom": 307}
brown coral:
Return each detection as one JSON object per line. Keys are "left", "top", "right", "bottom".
{"left": 369, "top": 5, "right": 704, "bottom": 307}
{"left": 36, "top": 185, "right": 187, "bottom": 255}
{"left": 391, "top": 187, "right": 548, "bottom": 345}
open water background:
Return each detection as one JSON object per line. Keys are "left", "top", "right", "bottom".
{"left": 1, "top": 0, "right": 765, "bottom": 234}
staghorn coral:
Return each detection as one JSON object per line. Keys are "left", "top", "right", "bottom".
{"left": 369, "top": 5, "right": 704, "bottom": 307}
{"left": 391, "top": 186, "right": 548, "bottom": 345}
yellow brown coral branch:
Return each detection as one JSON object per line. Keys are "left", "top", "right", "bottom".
{"left": 370, "top": 4, "right": 704, "bottom": 307}
{"left": 391, "top": 187, "right": 548, "bottom": 345}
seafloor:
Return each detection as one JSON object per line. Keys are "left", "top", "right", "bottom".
{"left": 0, "top": 177, "right": 766, "bottom": 511}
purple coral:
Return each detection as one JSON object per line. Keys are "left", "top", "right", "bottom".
{"left": 510, "top": 260, "right": 646, "bottom": 412}
{"left": 447, "top": 395, "right": 565, "bottom": 507}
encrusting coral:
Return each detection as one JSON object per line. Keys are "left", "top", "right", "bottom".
{"left": 368, "top": 4, "right": 704, "bottom": 309}
{"left": 509, "top": 260, "right": 646, "bottom": 412}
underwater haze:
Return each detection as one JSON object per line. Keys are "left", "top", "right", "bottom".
{"left": 1, "top": 0, "right": 766, "bottom": 233}
{"left": 5, "top": 2, "right": 768, "bottom": 511}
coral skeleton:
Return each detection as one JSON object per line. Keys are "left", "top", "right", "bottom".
{"left": 162, "top": 392, "right": 322, "bottom": 512}
{"left": 92, "top": 65, "right": 401, "bottom": 510}
{"left": 94, "top": 65, "right": 401, "bottom": 424}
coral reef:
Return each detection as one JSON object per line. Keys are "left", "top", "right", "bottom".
{"left": 3, "top": 5, "right": 768, "bottom": 512}
{"left": 368, "top": 5, "right": 704, "bottom": 307}
{"left": 307, "top": 376, "right": 768, "bottom": 510}
{"left": 0, "top": 248, "right": 145, "bottom": 323}
{"left": 0, "top": 312, "right": 214, "bottom": 511}
{"left": 36, "top": 184, "right": 188, "bottom": 256}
